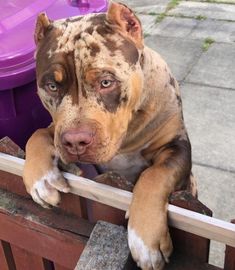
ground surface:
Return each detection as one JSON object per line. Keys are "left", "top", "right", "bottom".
{"left": 122, "top": 0, "right": 235, "bottom": 267}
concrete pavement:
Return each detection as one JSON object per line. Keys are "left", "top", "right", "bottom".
{"left": 122, "top": 0, "right": 235, "bottom": 267}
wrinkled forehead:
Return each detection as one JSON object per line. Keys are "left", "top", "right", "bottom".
{"left": 50, "top": 13, "right": 139, "bottom": 73}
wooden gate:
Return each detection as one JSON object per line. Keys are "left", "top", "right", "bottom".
{"left": 0, "top": 138, "right": 235, "bottom": 270}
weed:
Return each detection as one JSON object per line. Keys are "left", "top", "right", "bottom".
{"left": 155, "top": 0, "right": 181, "bottom": 23}
{"left": 156, "top": 12, "right": 167, "bottom": 23}
{"left": 148, "top": 12, "right": 158, "bottom": 16}
{"left": 204, "top": 0, "right": 235, "bottom": 4}
{"left": 166, "top": 0, "right": 181, "bottom": 11}
{"left": 143, "top": 33, "right": 150, "bottom": 38}
{"left": 195, "top": 15, "right": 207, "bottom": 20}
{"left": 202, "top": 37, "right": 215, "bottom": 51}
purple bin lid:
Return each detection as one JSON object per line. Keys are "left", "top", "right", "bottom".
{"left": 0, "top": 0, "right": 107, "bottom": 90}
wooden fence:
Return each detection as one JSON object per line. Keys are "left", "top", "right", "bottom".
{"left": 0, "top": 151, "right": 235, "bottom": 270}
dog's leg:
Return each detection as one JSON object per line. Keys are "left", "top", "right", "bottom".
{"left": 127, "top": 137, "right": 191, "bottom": 270}
{"left": 23, "top": 126, "right": 70, "bottom": 208}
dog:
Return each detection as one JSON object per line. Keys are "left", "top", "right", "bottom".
{"left": 23, "top": 2, "right": 197, "bottom": 269}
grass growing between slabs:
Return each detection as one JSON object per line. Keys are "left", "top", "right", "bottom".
{"left": 188, "top": 0, "right": 235, "bottom": 4}
{"left": 166, "top": 0, "right": 181, "bottom": 11}
{"left": 202, "top": 37, "right": 215, "bottom": 51}
{"left": 155, "top": 0, "right": 181, "bottom": 23}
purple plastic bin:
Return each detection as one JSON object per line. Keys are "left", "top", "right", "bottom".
{"left": 0, "top": 0, "right": 107, "bottom": 149}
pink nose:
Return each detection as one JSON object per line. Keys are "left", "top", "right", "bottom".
{"left": 61, "top": 129, "right": 93, "bottom": 155}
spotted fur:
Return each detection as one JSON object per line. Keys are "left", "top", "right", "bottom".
{"left": 24, "top": 3, "right": 196, "bottom": 270}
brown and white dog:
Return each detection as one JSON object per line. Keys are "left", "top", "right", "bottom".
{"left": 23, "top": 2, "right": 197, "bottom": 269}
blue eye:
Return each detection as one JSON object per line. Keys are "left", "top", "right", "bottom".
{"left": 47, "top": 82, "right": 57, "bottom": 92}
{"left": 101, "top": 80, "right": 112, "bottom": 88}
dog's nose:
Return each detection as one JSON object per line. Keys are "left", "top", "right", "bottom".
{"left": 61, "top": 129, "right": 93, "bottom": 155}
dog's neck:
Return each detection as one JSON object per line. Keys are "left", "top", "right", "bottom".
{"left": 120, "top": 46, "right": 179, "bottom": 153}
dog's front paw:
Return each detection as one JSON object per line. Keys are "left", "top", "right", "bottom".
{"left": 30, "top": 166, "right": 70, "bottom": 208}
{"left": 128, "top": 214, "right": 172, "bottom": 270}
{"left": 23, "top": 157, "right": 70, "bottom": 208}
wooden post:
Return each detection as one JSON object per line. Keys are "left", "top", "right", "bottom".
{"left": 10, "top": 245, "right": 45, "bottom": 270}
{"left": 0, "top": 241, "right": 16, "bottom": 270}
{"left": 224, "top": 220, "right": 235, "bottom": 270}
{"left": 169, "top": 191, "right": 212, "bottom": 263}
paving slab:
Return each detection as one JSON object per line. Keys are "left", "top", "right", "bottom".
{"left": 186, "top": 43, "right": 235, "bottom": 89}
{"left": 151, "top": 16, "right": 199, "bottom": 37}
{"left": 169, "top": 1, "right": 235, "bottom": 21}
{"left": 193, "top": 164, "right": 235, "bottom": 268}
{"left": 75, "top": 221, "right": 129, "bottom": 270}
{"left": 189, "top": 19, "right": 235, "bottom": 43}
{"left": 208, "top": 240, "right": 225, "bottom": 269}
{"left": 181, "top": 82, "right": 235, "bottom": 172}
{"left": 194, "top": 164, "right": 235, "bottom": 221}
{"left": 150, "top": 16, "right": 235, "bottom": 43}
{"left": 138, "top": 14, "right": 157, "bottom": 34}
{"left": 134, "top": 4, "right": 168, "bottom": 14}
{"left": 125, "top": 0, "right": 170, "bottom": 14}
{"left": 186, "top": 0, "right": 235, "bottom": 4}
{"left": 123, "top": 0, "right": 169, "bottom": 7}
{"left": 145, "top": 35, "right": 202, "bottom": 81}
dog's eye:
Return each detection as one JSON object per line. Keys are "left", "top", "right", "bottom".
{"left": 46, "top": 82, "right": 57, "bottom": 92}
{"left": 101, "top": 80, "right": 113, "bottom": 88}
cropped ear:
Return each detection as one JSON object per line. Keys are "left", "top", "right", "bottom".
{"left": 106, "top": 2, "right": 143, "bottom": 49}
{"left": 34, "top": 13, "right": 52, "bottom": 44}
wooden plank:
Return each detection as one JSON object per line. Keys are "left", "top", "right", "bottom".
{"left": 0, "top": 189, "right": 94, "bottom": 239}
{"left": 0, "top": 170, "right": 29, "bottom": 198}
{"left": 167, "top": 204, "right": 235, "bottom": 248}
{"left": 1, "top": 153, "right": 235, "bottom": 247}
{"left": 0, "top": 189, "right": 93, "bottom": 269}
{"left": 0, "top": 153, "right": 24, "bottom": 176}
{"left": 86, "top": 199, "right": 126, "bottom": 224}
{"left": 123, "top": 253, "right": 222, "bottom": 270}
{"left": 0, "top": 241, "right": 10, "bottom": 270}
{"left": 59, "top": 192, "right": 83, "bottom": 218}
{"left": 224, "top": 220, "right": 235, "bottom": 270}
{"left": 165, "top": 252, "right": 221, "bottom": 270}
{"left": 0, "top": 170, "right": 85, "bottom": 219}
{"left": 170, "top": 228, "right": 210, "bottom": 263}
{"left": 11, "top": 245, "right": 44, "bottom": 270}
{"left": 0, "top": 241, "right": 16, "bottom": 270}
{"left": 43, "top": 259, "right": 54, "bottom": 270}
{"left": 0, "top": 208, "right": 85, "bottom": 269}
{"left": 224, "top": 245, "right": 235, "bottom": 270}
{"left": 0, "top": 212, "right": 84, "bottom": 269}
{"left": 169, "top": 191, "right": 211, "bottom": 263}
{"left": 54, "top": 263, "right": 71, "bottom": 270}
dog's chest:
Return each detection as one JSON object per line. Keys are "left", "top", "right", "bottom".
{"left": 98, "top": 148, "right": 151, "bottom": 183}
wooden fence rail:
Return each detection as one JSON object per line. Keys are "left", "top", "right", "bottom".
{"left": 0, "top": 152, "right": 235, "bottom": 248}
{"left": 0, "top": 151, "right": 235, "bottom": 270}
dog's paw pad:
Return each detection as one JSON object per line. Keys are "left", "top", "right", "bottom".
{"left": 128, "top": 226, "right": 166, "bottom": 270}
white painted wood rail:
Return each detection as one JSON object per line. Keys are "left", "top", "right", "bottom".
{"left": 0, "top": 152, "right": 235, "bottom": 247}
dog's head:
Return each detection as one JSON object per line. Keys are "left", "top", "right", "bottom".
{"left": 35, "top": 2, "right": 145, "bottom": 164}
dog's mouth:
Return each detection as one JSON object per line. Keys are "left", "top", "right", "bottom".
{"left": 57, "top": 134, "right": 125, "bottom": 165}
{"left": 62, "top": 151, "right": 99, "bottom": 164}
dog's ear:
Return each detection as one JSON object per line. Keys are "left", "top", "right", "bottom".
{"left": 34, "top": 13, "right": 52, "bottom": 44}
{"left": 106, "top": 2, "right": 143, "bottom": 49}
